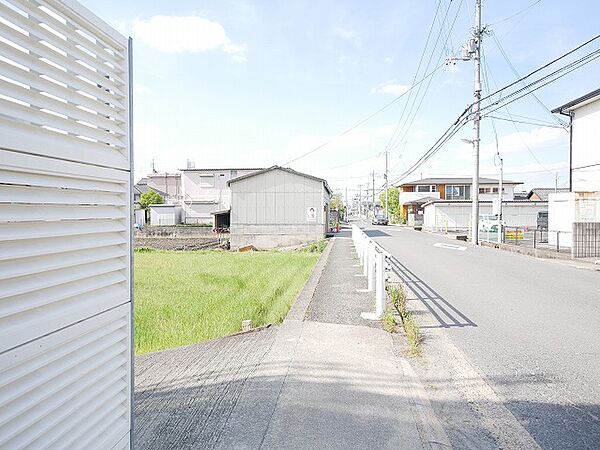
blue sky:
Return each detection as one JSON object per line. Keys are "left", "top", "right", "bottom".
{"left": 83, "top": 0, "right": 600, "bottom": 194}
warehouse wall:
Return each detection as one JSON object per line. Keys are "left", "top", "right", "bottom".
{"left": 230, "top": 169, "right": 329, "bottom": 249}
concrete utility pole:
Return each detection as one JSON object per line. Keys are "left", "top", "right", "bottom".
{"left": 554, "top": 172, "right": 559, "bottom": 193}
{"left": 372, "top": 171, "right": 375, "bottom": 214}
{"left": 497, "top": 154, "right": 503, "bottom": 244}
{"left": 358, "top": 184, "right": 363, "bottom": 218}
{"left": 471, "top": 0, "right": 482, "bottom": 245}
{"left": 385, "top": 150, "right": 389, "bottom": 221}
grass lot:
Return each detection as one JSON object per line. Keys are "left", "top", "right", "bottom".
{"left": 134, "top": 249, "right": 320, "bottom": 354}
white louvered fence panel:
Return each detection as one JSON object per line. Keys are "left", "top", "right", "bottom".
{"left": 0, "top": 0, "right": 132, "bottom": 448}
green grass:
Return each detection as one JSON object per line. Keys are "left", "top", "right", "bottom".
{"left": 381, "top": 309, "right": 396, "bottom": 333}
{"left": 134, "top": 250, "right": 319, "bottom": 354}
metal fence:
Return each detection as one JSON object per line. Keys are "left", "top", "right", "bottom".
{"left": 480, "top": 226, "right": 572, "bottom": 254}
{"left": 0, "top": 1, "right": 132, "bottom": 447}
{"left": 351, "top": 225, "right": 389, "bottom": 319}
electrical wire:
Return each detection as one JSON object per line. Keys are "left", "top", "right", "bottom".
{"left": 282, "top": 62, "right": 445, "bottom": 165}
{"left": 490, "top": 30, "right": 566, "bottom": 126}
{"left": 381, "top": 0, "right": 444, "bottom": 155}
{"left": 490, "top": 0, "right": 543, "bottom": 26}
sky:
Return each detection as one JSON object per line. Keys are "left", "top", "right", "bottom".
{"left": 82, "top": 0, "right": 600, "bottom": 197}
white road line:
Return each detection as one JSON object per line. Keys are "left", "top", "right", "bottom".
{"left": 433, "top": 242, "right": 467, "bottom": 251}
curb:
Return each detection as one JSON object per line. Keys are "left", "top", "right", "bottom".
{"left": 285, "top": 237, "right": 335, "bottom": 322}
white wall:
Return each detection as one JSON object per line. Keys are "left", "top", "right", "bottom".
{"left": 150, "top": 205, "right": 182, "bottom": 226}
{"left": 423, "top": 202, "right": 547, "bottom": 230}
{"left": 399, "top": 191, "right": 440, "bottom": 204}
{"left": 572, "top": 100, "right": 600, "bottom": 192}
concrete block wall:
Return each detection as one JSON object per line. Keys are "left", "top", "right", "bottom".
{"left": 572, "top": 222, "right": 600, "bottom": 258}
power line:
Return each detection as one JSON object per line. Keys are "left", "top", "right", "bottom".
{"left": 385, "top": 0, "right": 456, "bottom": 154}
{"left": 479, "top": 32, "right": 600, "bottom": 105}
{"left": 381, "top": 0, "right": 444, "bottom": 154}
{"left": 490, "top": 30, "right": 566, "bottom": 126}
{"left": 490, "top": 0, "right": 543, "bottom": 25}
{"left": 389, "top": 0, "right": 465, "bottom": 154}
{"left": 483, "top": 115, "right": 564, "bottom": 129}
{"left": 283, "top": 63, "right": 445, "bottom": 165}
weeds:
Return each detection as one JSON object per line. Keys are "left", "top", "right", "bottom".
{"left": 386, "top": 284, "right": 421, "bottom": 355}
{"left": 135, "top": 247, "right": 156, "bottom": 253}
{"left": 381, "top": 309, "right": 396, "bottom": 333}
{"left": 303, "top": 239, "right": 328, "bottom": 253}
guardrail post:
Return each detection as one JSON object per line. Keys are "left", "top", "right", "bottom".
{"left": 363, "top": 239, "right": 369, "bottom": 276}
{"left": 375, "top": 251, "right": 385, "bottom": 318}
{"left": 367, "top": 244, "right": 374, "bottom": 291}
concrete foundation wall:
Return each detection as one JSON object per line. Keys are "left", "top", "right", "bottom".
{"left": 230, "top": 224, "right": 324, "bottom": 249}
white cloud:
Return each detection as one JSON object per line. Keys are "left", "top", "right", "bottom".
{"left": 133, "top": 15, "right": 247, "bottom": 62}
{"left": 372, "top": 82, "right": 410, "bottom": 96}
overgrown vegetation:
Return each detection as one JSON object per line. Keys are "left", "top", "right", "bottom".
{"left": 303, "top": 239, "right": 328, "bottom": 253}
{"left": 134, "top": 250, "right": 319, "bottom": 354}
{"left": 387, "top": 284, "right": 421, "bottom": 355}
{"left": 381, "top": 309, "right": 396, "bottom": 333}
{"left": 379, "top": 187, "right": 406, "bottom": 224}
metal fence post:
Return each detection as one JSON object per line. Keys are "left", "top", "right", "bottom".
{"left": 375, "top": 251, "right": 385, "bottom": 318}
{"left": 363, "top": 239, "right": 369, "bottom": 276}
{"left": 367, "top": 244, "right": 374, "bottom": 291}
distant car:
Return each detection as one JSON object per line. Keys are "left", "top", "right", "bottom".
{"left": 372, "top": 216, "right": 388, "bottom": 226}
{"left": 537, "top": 211, "right": 548, "bottom": 230}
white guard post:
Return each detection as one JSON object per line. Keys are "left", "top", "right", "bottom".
{"left": 352, "top": 226, "right": 389, "bottom": 320}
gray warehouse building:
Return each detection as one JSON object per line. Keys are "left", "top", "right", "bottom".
{"left": 228, "top": 166, "right": 332, "bottom": 249}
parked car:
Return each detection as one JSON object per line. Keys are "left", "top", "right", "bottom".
{"left": 537, "top": 211, "right": 548, "bottom": 230}
{"left": 372, "top": 215, "right": 388, "bottom": 226}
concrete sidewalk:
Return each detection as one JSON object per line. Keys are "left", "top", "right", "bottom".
{"left": 135, "top": 234, "right": 430, "bottom": 449}
{"left": 215, "top": 234, "right": 425, "bottom": 449}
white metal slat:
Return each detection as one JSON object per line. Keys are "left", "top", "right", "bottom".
{"left": 0, "top": 281, "right": 127, "bottom": 353}
{"left": 0, "top": 0, "right": 132, "bottom": 447}
{"left": 0, "top": 97, "right": 126, "bottom": 147}
{"left": 0, "top": 117, "right": 129, "bottom": 169}
{"left": 0, "top": 219, "right": 126, "bottom": 241}
{"left": 10, "top": 0, "right": 125, "bottom": 74}
{"left": 0, "top": 78, "right": 125, "bottom": 135}
{"left": 0, "top": 45, "right": 126, "bottom": 122}
{"left": 0, "top": 2, "right": 126, "bottom": 93}
{"left": 0, "top": 304, "right": 130, "bottom": 448}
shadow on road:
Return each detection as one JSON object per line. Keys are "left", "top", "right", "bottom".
{"left": 388, "top": 256, "right": 477, "bottom": 328}
{"left": 363, "top": 229, "right": 393, "bottom": 238}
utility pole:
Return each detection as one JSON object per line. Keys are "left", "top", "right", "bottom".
{"left": 385, "top": 150, "right": 389, "bottom": 221}
{"left": 358, "top": 184, "right": 363, "bottom": 218}
{"left": 372, "top": 171, "right": 376, "bottom": 215}
{"left": 554, "top": 172, "right": 559, "bottom": 192}
{"left": 366, "top": 180, "right": 370, "bottom": 217}
{"left": 497, "top": 153, "right": 503, "bottom": 244}
{"left": 471, "top": 0, "right": 482, "bottom": 245}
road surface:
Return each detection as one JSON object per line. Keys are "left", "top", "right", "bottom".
{"left": 363, "top": 223, "right": 600, "bottom": 450}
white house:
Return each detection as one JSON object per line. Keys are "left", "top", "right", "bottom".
{"left": 180, "top": 168, "right": 262, "bottom": 224}
{"left": 549, "top": 89, "right": 600, "bottom": 256}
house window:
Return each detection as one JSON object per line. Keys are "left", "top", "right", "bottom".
{"left": 230, "top": 170, "right": 238, "bottom": 178}
{"left": 198, "top": 174, "right": 214, "bottom": 187}
{"left": 445, "top": 185, "right": 471, "bottom": 200}
{"left": 417, "top": 185, "right": 436, "bottom": 193}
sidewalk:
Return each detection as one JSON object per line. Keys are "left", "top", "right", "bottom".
{"left": 135, "top": 234, "right": 429, "bottom": 449}
{"left": 216, "top": 233, "right": 424, "bottom": 449}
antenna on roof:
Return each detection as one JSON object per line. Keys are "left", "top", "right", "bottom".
{"left": 151, "top": 158, "right": 157, "bottom": 174}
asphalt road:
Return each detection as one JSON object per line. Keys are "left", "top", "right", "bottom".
{"left": 363, "top": 223, "right": 600, "bottom": 450}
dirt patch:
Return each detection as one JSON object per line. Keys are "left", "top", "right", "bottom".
{"left": 135, "top": 237, "right": 228, "bottom": 251}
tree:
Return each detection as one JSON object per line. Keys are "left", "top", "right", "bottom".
{"left": 139, "top": 190, "right": 164, "bottom": 209}
{"left": 330, "top": 193, "right": 346, "bottom": 221}
{"left": 379, "top": 187, "right": 403, "bottom": 223}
